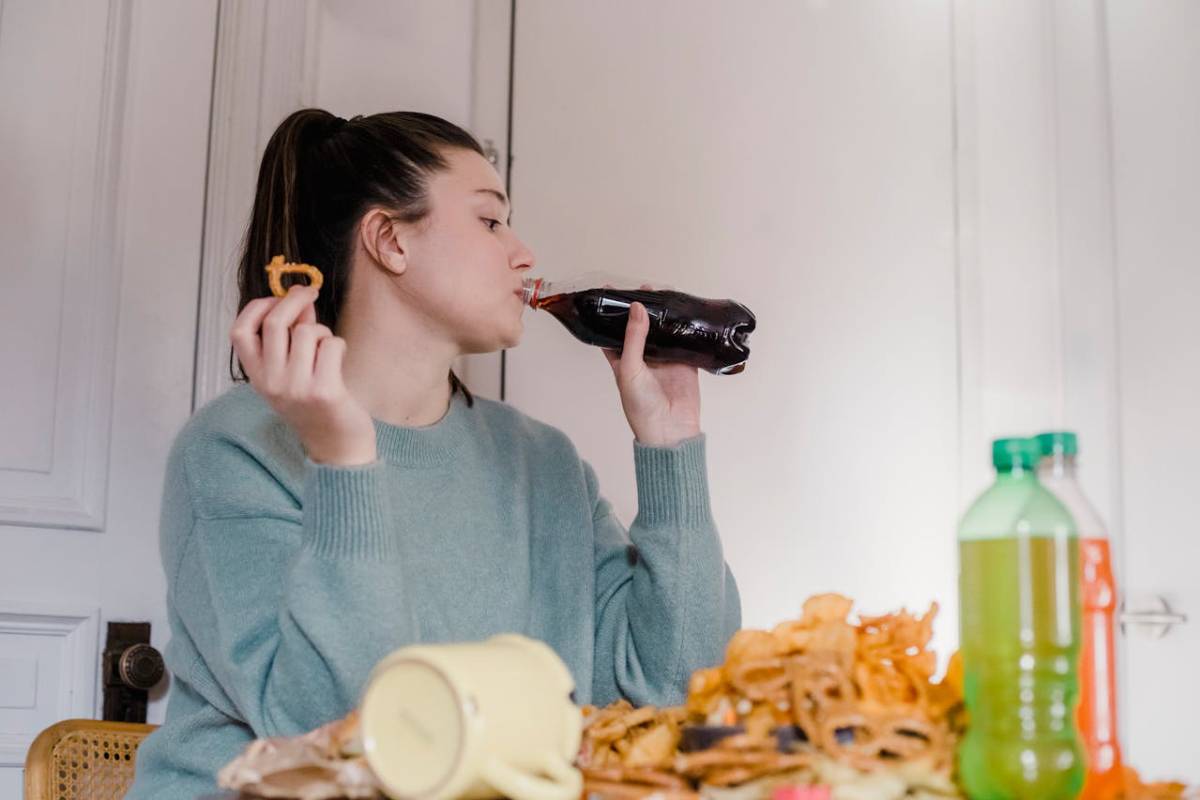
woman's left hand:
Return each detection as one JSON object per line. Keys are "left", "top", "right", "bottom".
{"left": 604, "top": 301, "right": 702, "bottom": 447}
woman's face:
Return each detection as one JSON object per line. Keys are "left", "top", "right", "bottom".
{"left": 395, "top": 147, "right": 535, "bottom": 354}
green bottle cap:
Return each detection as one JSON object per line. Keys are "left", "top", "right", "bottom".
{"left": 992, "top": 437, "right": 1041, "bottom": 471}
{"left": 1035, "top": 431, "right": 1079, "bottom": 457}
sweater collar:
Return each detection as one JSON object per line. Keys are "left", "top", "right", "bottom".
{"left": 372, "top": 391, "right": 470, "bottom": 467}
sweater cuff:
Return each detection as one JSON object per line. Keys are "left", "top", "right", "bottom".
{"left": 633, "top": 435, "right": 713, "bottom": 527}
{"left": 302, "top": 459, "right": 397, "bottom": 560}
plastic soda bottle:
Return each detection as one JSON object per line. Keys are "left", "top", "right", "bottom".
{"left": 957, "top": 437, "right": 1085, "bottom": 799}
{"left": 521, "top": 273, "right": 756, "bottom": 375}
{"left": 1036, "top": 432, "right": 1124, "bottom": 800}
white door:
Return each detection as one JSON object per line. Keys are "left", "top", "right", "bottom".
{"left": 1107, "top": 0, "right": 1200, "bottom": 781}
{"left": 0, "top": 1, "right": 216, "bottom": 795}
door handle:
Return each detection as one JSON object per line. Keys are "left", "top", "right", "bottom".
{"left": 102, "top": 622, "right": 164, "bottom": 722}
{"left": 1119, "top": 595, "right": 1188, "bottom": 639}
{"left": 117, "top": 643, "right": 165, "bottom": 690}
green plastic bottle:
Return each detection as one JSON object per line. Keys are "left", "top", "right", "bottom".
{"left": 957, "top": 437, "right": 1085, "bottom": 799}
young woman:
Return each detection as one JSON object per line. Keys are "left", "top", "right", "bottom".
{"left": 129, "top": 109, "right": 740, "bottom": 798}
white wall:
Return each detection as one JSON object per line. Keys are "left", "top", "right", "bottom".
{"left": 506, "top": 0, "right": 961, "bottom": 645}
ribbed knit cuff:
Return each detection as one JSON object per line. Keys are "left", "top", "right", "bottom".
{"left": 633, "top": 435, "right": 713, "bottom": 527}
{"left": 302, "top": 459, "right": 397, "bottom": 560}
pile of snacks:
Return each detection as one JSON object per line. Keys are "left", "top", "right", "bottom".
{"left": 578, "top": 594, "right": 964, "bottom": 799}
{"left": 216, "top": 592, "right": 1194, "bottom": 800}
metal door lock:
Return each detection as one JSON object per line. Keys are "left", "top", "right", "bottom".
{"left": 1119, "top": 594, "right": 1188, "bottom": 640}
{"left": 118, "top": 642, "right": 165, "bottom": 691}
{"left": 102, "top": 622, "right": 165, "bottom": 722}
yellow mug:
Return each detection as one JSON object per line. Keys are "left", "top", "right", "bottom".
{"left": 359, "top": 634, "right": 583, "bottom": 800}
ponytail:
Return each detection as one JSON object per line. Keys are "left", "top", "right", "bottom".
{"left": 230, "top": 108, "right": 484, "bottom": 407}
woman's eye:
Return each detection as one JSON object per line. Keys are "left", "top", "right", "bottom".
{"left": 482, "top": 218, "right": 501, "bottom": 231}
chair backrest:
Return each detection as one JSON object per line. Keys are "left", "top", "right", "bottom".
{"left": 24, "top": 719, "right": 158, "bottom": 800}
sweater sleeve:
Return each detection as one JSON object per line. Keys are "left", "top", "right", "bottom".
{"left": 590, "top": 435, "right": 741, "bottom": 707}
{"left": 169, "top": 438, "right": 417, "bottom": 738}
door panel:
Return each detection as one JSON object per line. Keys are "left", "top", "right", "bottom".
{"left": 1107, "top": 0, "right": 1200, "bottom": 781}
{"left": 0, "top": 0, "right": 217, "bottom": 790}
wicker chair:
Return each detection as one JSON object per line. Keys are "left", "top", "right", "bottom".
{"left": 24, "top": 719, "right": 158, "bottom": 800}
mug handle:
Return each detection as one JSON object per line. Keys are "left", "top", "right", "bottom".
{"left": 482, "top": 753, "right": 582, "bottom": 800}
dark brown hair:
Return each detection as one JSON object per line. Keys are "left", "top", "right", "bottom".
{"left": 231, "top": 108, "right": 485, "bottom": 405}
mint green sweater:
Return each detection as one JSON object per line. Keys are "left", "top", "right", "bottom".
{"left": 129, "top": 384, "right": 740, "bottom": 798}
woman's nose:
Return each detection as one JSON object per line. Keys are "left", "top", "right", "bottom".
{"left": 510, "top": 237, "right": 535, "bottom": 272}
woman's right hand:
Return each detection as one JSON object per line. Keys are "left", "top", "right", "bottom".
{"left": 230, "top": 285, "right": 377, "bottom": 466}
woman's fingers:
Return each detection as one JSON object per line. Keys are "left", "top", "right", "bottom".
{"left": 229, "top": 296, "right": 280, "bottom": 381}
{"left": 618, "top": 302, "right": 650, "bottom": 378}
{"left": 260, "top": 285, "right": 319, "bottom": 384}
{"left": 312, "top": 335, "right": 348, "bottom": 399}
{"left": 605, "top": 301, "right": 652, "bottom": 380}
{"left": 298, "top": 300, "right": 316, "bottom": 326}
{"left": 287, "top": 323, "right": 333, "bottom": 390}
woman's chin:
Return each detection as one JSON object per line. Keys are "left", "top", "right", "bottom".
{"left": 461, "top": 325, "right": 523, "bottom": 355}
{"left": 497, "top": 329, "right": 523, "bottom": 350}
{"left": 498, "top": 319, "right": 524, "bottom": 349}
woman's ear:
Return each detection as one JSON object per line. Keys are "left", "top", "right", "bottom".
{"left": 360, "top": 208, "right": 408, "bottom": 277}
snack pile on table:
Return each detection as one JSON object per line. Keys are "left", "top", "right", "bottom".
{"left": 578, "top": 594, "right": 963, "bottom": 800}
{"left": 217, "top": 593, "right": 1192, "bottom": 800}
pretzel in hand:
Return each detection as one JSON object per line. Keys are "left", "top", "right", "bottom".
{"left": 265, "top": 255, "right": 324, "bottom": 298}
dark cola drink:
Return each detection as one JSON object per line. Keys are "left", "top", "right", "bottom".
{"left": 521, "top": 274, "right": 757, "bottom": 375}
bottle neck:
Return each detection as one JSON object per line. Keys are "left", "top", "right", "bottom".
{"left": 1037, "top": 453, "right": 1079, "bottom": 482}
{"left": 521, "top": 277, "right": 544, "bottom": 308}
{"left": 996, "top": 464, "right": 1038, "bottom": 481}
{"left": 522, "top": 272, "right": 647, "bottom": 306}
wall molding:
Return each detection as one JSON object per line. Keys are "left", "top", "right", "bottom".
{"left": 0, "top": 605, "right": 100, "bottom": 767}
{"left": 951, "top": 0, "right": 1126, "bottom": 737}
{"left": 454, "top": 0, "right": 514, "bottom": 401}
{"left": 193, "top": 0, "right": 311, "bottom": 411}
{"left": 0, "top": 0, "right": 132, "bottom": 531}
{"left": 952, "top": 0, "right": 1122, "bottom": 521}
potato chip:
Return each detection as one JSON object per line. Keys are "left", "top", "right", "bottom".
{"left": 725, "top": 629, "right": 786, "bottom": 664}
{"left": 687, "top": 667, "right": 728, "bottom": 717}
{"left": 728, "top": 657, "right": 789, "bottom": 703}
{"left": 623, "top": 718, "right": 680, "bottom": 769}
{"left": 801, "top": 594, "right": 855, "bottom": 625}
{"left": 591, "top": 705, "right": 657, "bottom": 743}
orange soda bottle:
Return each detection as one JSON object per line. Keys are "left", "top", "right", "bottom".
{"left": 1037, "top": 432, "right": 1124, "bottom": 800}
